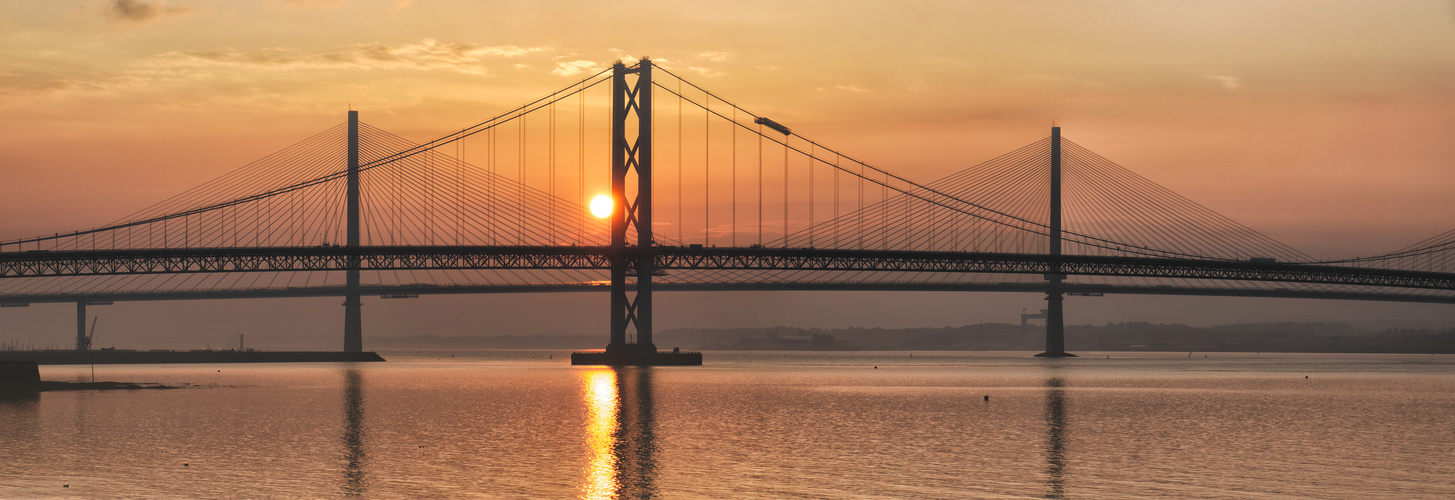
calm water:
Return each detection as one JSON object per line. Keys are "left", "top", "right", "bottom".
{"left": 2, "top": 351, "right": 1454, "bottom": 498}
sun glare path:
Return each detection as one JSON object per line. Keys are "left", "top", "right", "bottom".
{"left": 582, "top": 369, "right": 619, "bottom": 499}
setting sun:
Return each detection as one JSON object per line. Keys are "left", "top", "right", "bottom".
{"left": 589, "top": 195, "right": 613, "bottom": 218}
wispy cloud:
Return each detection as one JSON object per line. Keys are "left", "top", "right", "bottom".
{"left": 281, "top": 0, "right": 344, "bottom": 8}
{"left": 152, "top": 39, "right": 545, "bottom": 76}
{"left": 106, "top": 0, "right": 191, "bottom": 24}
{"left": 551, "top": 60, "right": 598, "bottom": 77}
{"left": 699, "top": 51, "right": 732, "bottom": 62}
{"left": 1208, "top": 75, "right": 1242, "bottom": 90}
{"left": 686, "top": 66, "right": 723, "bottom": 77}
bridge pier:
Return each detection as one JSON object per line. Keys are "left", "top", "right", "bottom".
{"left": 1035, "top": 291, "right": 1071, "bottom": 357}
{"left": 573, "top": 58, "right": 699, "bottom": 366}
{"left": 343, "top": 295, "right": 362, "bottom": 352}
{"left": 75, "top": 301, "right": 86, "bottom": 351}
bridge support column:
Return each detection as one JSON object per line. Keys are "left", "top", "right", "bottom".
{"left": 75, "top": 301, "right": 86, "bottom": 351}
{"left": 344, "top": 110, "right": 363, "bottom": 353}
{"left": 74, "top": 300, "right": 109, "bottom": 351}
{"left": 1038, "top": 292, "right": 1067, "bottom": 357}
{"left": 344, "top": 295, "right": 362, "bottom": 352}
{"left": 574, "top": 58, "right": 698, "bottom": 366}
{"left": 1037, "top": 126, "right": 1075, "bottom": 358}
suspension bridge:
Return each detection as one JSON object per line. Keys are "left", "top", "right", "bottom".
{"left": 2, "top": 59, "right": 1452, "bottom": 363}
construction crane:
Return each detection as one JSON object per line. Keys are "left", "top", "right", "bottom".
{"left": 82, "top": 316, "right": 99, "bottom": 351}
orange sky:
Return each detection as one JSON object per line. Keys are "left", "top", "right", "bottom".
{"left": 2, "top": 1, "right": 1453, "bottom": 341}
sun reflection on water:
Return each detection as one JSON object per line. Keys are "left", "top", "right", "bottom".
{"left": 582, "top": 369, "right": 620, "bottom": 499}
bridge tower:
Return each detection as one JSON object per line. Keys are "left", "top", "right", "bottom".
{"left": 1036, "top": 126, "right": 1074, "bottom": 357}
{"left": 343, "top": 110, "right": 363, "bottom": 353}
{"left": 573, "top": 58, "right": 699, "bottom": 366}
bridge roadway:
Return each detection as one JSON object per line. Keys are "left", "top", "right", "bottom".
{"left": 2, "top": 245, "right": 1453, "bottom": 304}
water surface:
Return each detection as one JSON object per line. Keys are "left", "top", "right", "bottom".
{"left": 2, "top": 351, "right": 1453, "bottom": 498}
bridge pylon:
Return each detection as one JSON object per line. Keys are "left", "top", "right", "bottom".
{"left": 1036, "top": 126, "right": 1075, "bottom": 358}
{"left": 573, "top": 58, "right": 699, "bottom": 366}
{"left": 344, "top": 110, "right": 363, "bottom": 353}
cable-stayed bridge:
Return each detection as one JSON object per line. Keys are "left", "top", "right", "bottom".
{"left": 2, "top": 59, "right": 1452, "bottom": 360}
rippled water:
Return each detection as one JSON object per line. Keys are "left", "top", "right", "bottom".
{"left": 2, "top": 351, "right": 1454, "bottom": 498}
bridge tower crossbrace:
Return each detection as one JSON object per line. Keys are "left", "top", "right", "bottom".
{"left": 572, "top": 58, "right": 701, "bottom": 366}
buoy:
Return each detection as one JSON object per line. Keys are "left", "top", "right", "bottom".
{"left": 1305, "top": 376, "right": 1309, "bottom": 379}
{"left": 874, "top": 366, "right": 877, "bottom": 369}
{"left": 63, "top": 485, "right": 69, "bottom": 488}
{"left": 183, "top": 463, "right": 189, "bottom": 467}
{"left": 984, "top": 395, "right": 989, "bottom": 402}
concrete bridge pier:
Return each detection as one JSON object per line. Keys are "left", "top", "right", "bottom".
{"left": 1035, "top": 291, "right": 1072, "bottom": 357}
{"left": 76, "top": 301, "right": 86, "bottom": 351}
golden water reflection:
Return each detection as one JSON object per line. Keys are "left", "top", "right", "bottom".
{"left": 1044, "top": 377, "right": 1068, "bottom": 499}
{"left": 341, "top": 369, "right": 366, "bottom": 496}
{"left": 581, "top": 367, "right": 658, "bottom": 499}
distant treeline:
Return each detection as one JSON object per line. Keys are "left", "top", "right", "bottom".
{"left": 368, "top": 322, "right": 1455, "bottom": 354}
{"left": 659, "top": 322, "right": 1455, "bottom": 354}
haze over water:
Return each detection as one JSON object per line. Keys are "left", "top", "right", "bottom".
{"left": 3, "top": 351, "right": 1453, "bottom": 498}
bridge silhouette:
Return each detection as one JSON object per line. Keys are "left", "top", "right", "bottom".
{"left": 2, "top": 59, "right": 1453, "bottom": 361}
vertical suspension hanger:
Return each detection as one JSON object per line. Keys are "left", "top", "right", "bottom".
{"left": 549, "top": 100, "right": 556, "bottom": 246}
{"left": 704, "top": 89, "right": 711, "bottom": 246}
{"left": 678, "top": 77, "right": 684, "bottom": 244}
{"left": 579, "top": 79, "right": 586, "bottom": 245}
{"left": 808, "top": 142, "right": 814, "bottom": 248}
{"left": 849, "top": 163, "right": 868, "bottom": 252}
{"left": 731, "top": 106, "right": 737, "bottom": 248}
{"left": 518, "top": 114, "right": 525, "bottom": 245}
{"left": 833, "top": 153, "right": 840, "bottom": 248}
{"left": 455, "top": 137, "right": 462, "bottom": 245}
{"left": 489, "top": 122, "right": 496, "bottom": 245}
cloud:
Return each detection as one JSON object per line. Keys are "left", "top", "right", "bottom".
{"left": 551, "top": 60, "right": 598, "bottom": 77}
{"left": 699, "top": 51, "right": 732, "bottom": 62}
{"left": 106, "top": 0, "right": 191, "bottom": 24}
{"left": 1208, "top": 75, "right": 1242, "bottom": 90}
{"left": 0, "top": 79, "right": 108, "bottom": 97}
{"left": 686, "top": 66, "right": 723, "bottom": 77}
{"left": 281, "top": 0, "right": 344, "bottom": 7}
{"left": 152, "top": 39, "right": 545, "bottom": 76}
{"left": 835, "top": 84, "right": 868, "bottom": 93}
